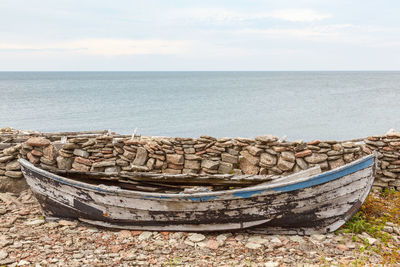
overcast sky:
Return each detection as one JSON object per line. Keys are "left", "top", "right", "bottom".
{"left": 1, "top": 0, "right": 400, "bottom": 71}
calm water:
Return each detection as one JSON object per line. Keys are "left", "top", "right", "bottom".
{"left": 0, "top": 71, "right": 399, "bottom": 141}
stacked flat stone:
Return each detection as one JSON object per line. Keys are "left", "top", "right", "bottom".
{"left": 1, "top": 127, "right": 400, "bottom": 192}
{"left": 364, "top": 130, "right": 400, "bottom": 189}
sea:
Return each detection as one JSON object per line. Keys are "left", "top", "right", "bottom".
{"left": 0, "top": 71, "right": 399, "bottom": 141}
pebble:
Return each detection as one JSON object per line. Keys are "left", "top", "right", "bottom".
{"left": 216, "top": 234, "right": 227, "bottom": 243}
{"left": 138, "top": 231, "right": 152, "bottom": 241}
{"left": 264, "top": 261, "right": 279, "bottom": 267}
{"left": 247, "top": 235, "right": 268, "bottom": 245}
{"left": 0, "top": 189, "right": 397, "bottom": 266}
{"left": 188, "top": 233, "right": 205, "bottom": 243}
{"left": 25, "top": 219, "right": 45, "bottom": 226}
{"left": 0, "top": 250, "right": 8, "bottom": 260}
{"left": 311, "top": 234, "right": 326, "bottom": 241}
{"left": 58, "top": 219, "right": 77, "bottom": 227}
{"left": 17, "top": 260, "right": 30, "bottom": 265}
{"left": 289, "top": 235, "right": 305, "bottom": 243}
{"left": 245, "top": 242, "right": 262, "bottom": 249}
{"left": 337, "top": 244, "right": 348, "bottom": 251}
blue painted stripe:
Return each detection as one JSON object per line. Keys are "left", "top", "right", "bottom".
{"left": 233, "top": 189, "right": 265, "bottom": 198}
{"left": 183, "top": 195, "right": 219, "bottom": 202}
{"left": 272, "top": 157, "right": 374, "bottom": 193}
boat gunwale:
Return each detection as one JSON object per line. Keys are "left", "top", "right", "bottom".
{"left": 18, "top": 153, "right": 375, "bottom": 199}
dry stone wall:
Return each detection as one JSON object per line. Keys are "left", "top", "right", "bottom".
{"left": 1, "top": 127, "right": 400, "bottom": 192}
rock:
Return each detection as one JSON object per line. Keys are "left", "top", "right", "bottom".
{"left": 27, "top": 152, "right": 40, "bottom": 164}
{"left": 116, "top": 159, "right": 129, "bottom": 166}
{"left": 245, "top": 242, "right": 262, "bottom": 249}
{"left": 247, "top": 236, "right": 268, "bottom": 245}
{"left": 59, "top": 149, "right": 73, "bottom": 158}
{"left": 201, "top": 159, "right": 219, "bottom": 170}
{"left": 185, "top": 154, "right": 202, "bottom": 160}
{"left": 343, "top": 153, "right": 354, "bottom": 163}
{"left": 118, "top": 230, "right": 132, "bottom": 239}
{"left": 311, "top": 234, "right": 326, "bottom": 241}
{"left": 131, "top": 165, "right": 149, "bottom": 172}
{"left": 255, "top": 135, "right": 278, "bottom": 143}
{"left": 58, "top": 220, "right": 78, "bottom": 227}
{"left": 0, "top": 176, "right": 28, "bottom": 193}
{"left": 92, "top": 161, "right": 115, "bottom": 168}
{"left": 239, "top": 157, "right": 259, "bottom": 175}
{"left": 31, "top": 149, "right": 43, "bottom": 157}
{"left": 342, "top": 142, "right": 355, "bottom": 148}
{"left": 17, "top": 260, "right": 30, "bottom": 266}
{"left": 277, "top": 157, "right": 295, "bottom": 171}
{"left": 221, "top": 153, "right": 238, "bottom": 164}
{"left": 5, "top": 160, "right": 20, "bottom": 171}
{"left": 305, "top": 153, "right": 328, "bottom": 164}
{"left": 0, "top": 250, "right": 8, "bottom": 260}
{"left": 295, "top": 150, "right": 312, "bottom": 158}
{"left": 57, "top": 156, "right": 73, "bottom": 170}
{"left": 184, "top": 240, "right": 195, "bottom": 246}
{"left": 270, "top": 237, "right": 282, "bottom": 245}
{"left": 188, "top": 233, "right": 205, "bottom": 242}
{"left": 289, "top": 235, "right": 305, "bottom": 243}
{"left": 281, "top": 151, "right": 295, "bottom": 162}
{"left": 26, "top": 137, "right": 50, "bottom": 147}
{"left": 2, "top": 146, "right": 18, "bottom": 155}
{"left": 123, "top": 150, "right": 136, "bottom": 160}
{"left": 260, "top": 153, "right": 277, "bottom": 167}
{"left": 366, "top": 236, "right": 378, "bottom": 245}
{"left": 73, "top": 149, "right": 89, "bottom": 158}
{"left": 264, "top": 261, "right": 279, "bottom": 267}
{"left": 166, "top": 153, "right": 184, "bottom": 165}
{"left": 72, "top": 162, "right": 90, "bottom": 172}
{"left": 205, "top": 240, "right": 219, "bottom": 249}
{"left": 383, "top": 225, "right": 393, "bottom": 233}
{"left": 163, "top": 168, "right": 181, "bottom": 174}
{"left": 82, "top": 139, "right": 96, "bottom": 147}
{"left": 62, "top": 143, "right": 78, "bottom": 150}
{"left": 383, "top": 170, "right": 397, "bottom": 179}
{"left": 0, "top": 155, "right": 14, "bottom": 163}
{"left": 138, "top": 231, "right": 152, "bottom": 241}
{"left": 146, "top": 158, "right": 155, "bottom": 170}
{"left": 240, "top": 151, "right": 259, "bottom": 166}
{"left": 329, "top": 158, "right": 345, "bottom": 169}
{"left": 40, "top": 157, "right": 56, "bottom": 166}
{"left": 218, "top": 162, "right": 233, "bottom": 174}
{"left": 216, "top": 234, "right": 228, "bottom": 243}
{"left": 133, "top": 147, "right": 148, "bottom": 166}
{"left": 74, "top": 157, "right": 92, "bottom": 166}
{"left": 184, "top": 160, "right": 200, "bottom": 170}
{"left": 336, "top": 244, "right": 348, "bottom": 251}
{"left": 247, "top": 146, "right": 263, "bottom": 156}
{"left": 25, "top": 219, "right": 45, "bottom": 226}
{"left": 5, "top": 171, "right": 23, "bottom": 178}
{"left": 43, "top": 145, "right": 57, "bottom": 160}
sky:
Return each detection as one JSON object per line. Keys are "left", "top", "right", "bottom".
{"left": 1, "top": 0, "right": 400, "bottom": 71}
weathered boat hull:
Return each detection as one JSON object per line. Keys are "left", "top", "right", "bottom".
{"left": 19, "top": 154, "right": 376, "bottom": 233}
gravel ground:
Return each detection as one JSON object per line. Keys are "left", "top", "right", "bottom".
{"left": 0, "top": 190, "right": 397, "bottom": 266}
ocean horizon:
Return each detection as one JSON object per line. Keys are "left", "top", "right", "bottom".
{"left": 1, "top": 71, "right": 399, "bottom": 141}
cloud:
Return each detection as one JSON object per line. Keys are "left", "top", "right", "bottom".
{"left": 269, "top": 9, "right": 331, "bottom": 22}
{"left": 0, "top": 39, "right": 191, "bottom": 56}
{"left": 174, "top": 8, "right": 331, "bottom": 24}
{"left": 235, "top": 24, "right": 367, "bottom": 43}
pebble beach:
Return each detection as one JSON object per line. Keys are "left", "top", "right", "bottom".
{"left": 1, "top": 190, "right": 399, "bottom": 266}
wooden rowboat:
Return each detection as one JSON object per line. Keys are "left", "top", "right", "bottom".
{"left": 19, "top": 153, "right": 376, "bottom": 234}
